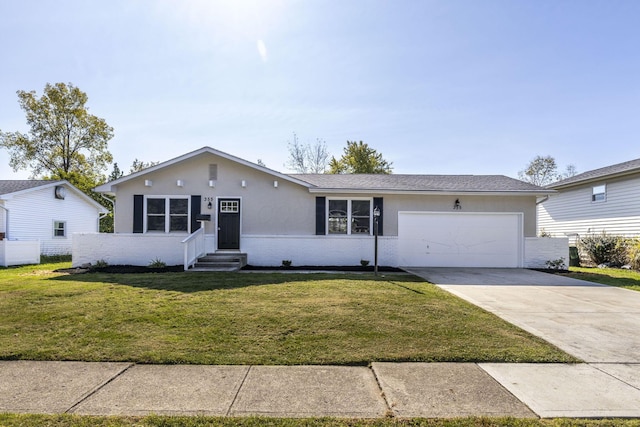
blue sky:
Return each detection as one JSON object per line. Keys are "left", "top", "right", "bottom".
{"left": 1, "top": 0, "right": 639, "bottom": 180}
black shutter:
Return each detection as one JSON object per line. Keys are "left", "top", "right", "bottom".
{"left": 133, "top": 195, "right": 144, "bottom": 233}
{"left": 373, "top": 197, "right": 383, "bottom": 236}
{"left": 315, "top": 197, "right": 326, "bottom": 235}
{"left": 190, "top": 195, "right": 201, "bottom": 233}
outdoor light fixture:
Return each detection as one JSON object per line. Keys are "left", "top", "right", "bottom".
{"left": 373, "top": 206, "right": 381, "bottom": 276}
{"left": 241, "top": 180, "right": 247, "bottom": 188}
{"left": 208, "top": 180, "right": 216, "bottom": 188}
{"left": 176, "top": 179, "right": 184, "bottom": 187}
{"left": 144, "top": 180, "right": 153, "bottom": 187}
{"left": 274, "top": 180, "right": 278, "bottom": 188}
{"left": 207, "top": 201, "right": 213, "bottom": 210}
{"left": 454, "top": 199, "right": 461, "bottom": 210}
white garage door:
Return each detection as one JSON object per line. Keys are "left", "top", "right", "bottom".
{"left": 398, "top": 212, "right": 523, "bottom": 268}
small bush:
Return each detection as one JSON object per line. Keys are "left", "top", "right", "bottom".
{"left": 539, "top": 229, "right": 553, "bottom": 237}
{"left": 149, "top": 258, "right": 166, "bottom": 269}
{"left": 579, "top": 233, "right": 629, "bottom": 266}
{"left": 360, "top": 259, "right": 370, "bottom": 267}
{"left": 545, "top": 257, "right": 566, "bottom": 270}
{"left": 628, "top": 239, "right": 640, "bottom": 270}
{"left": 281, "top": 260, "right": 292, "bottom": 268}
{"left": 94, "top": 259, "right": 109, "bottom": 268}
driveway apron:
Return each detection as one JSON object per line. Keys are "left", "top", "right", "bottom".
{"left": 404, "top": 268, "right": 640, "bottom": 364}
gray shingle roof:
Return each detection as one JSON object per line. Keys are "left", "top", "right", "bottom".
{"left": 548, "top": 158, "right": 640, "bottom": 189}
{"left": 0, "top": 180, "right": 55, "bottom": 196}
{"left": 291, "top": 174, "right": 546, "bottom": 192}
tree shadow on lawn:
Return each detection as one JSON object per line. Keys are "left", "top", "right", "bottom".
{"left": 47, "top": 270, "right": 422, "bottom": 293}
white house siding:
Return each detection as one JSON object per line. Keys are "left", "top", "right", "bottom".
{"left": 538, "top": 175, "right": 640, "bottom": 240}
{"left": 7, "top": 186, "right": 100, "bottom": 255}
{"left": 381, "top": 194, "right": 539, "bottom": 237}
{"left": 113, "top": 153, "right": 315, "bottom": 236}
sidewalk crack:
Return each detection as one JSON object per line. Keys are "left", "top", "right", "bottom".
{"left": 369, "top": 363, "right": 395, "bottom": 417}
{"left": 227, "top": 365, "right": 251, "bottom": 416}
{"left": 65, "top": 363, "right": 135, "bottom": 414}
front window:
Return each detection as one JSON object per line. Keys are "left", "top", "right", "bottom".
{"left": 328, "top": 199, "right": 371, "bottom": 235}
{"left": 592, "top": 184, "right": 606, "bottom": 202}
{"left": 328, "top": 200, "right": 348, "bottom": 234}
{"left": 53, "top": 221, "right": 66, "bottom": 238}
{"left": 146, "top": 197, "right": 189, "bottom": 233}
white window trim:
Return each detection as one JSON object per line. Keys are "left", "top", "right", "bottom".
{"left": 143, "top": 195, "right": 190, "bottom": 234}
{"left": 53, "top": 220, "right": 67, "bottom": 238}
{"left": 326, "top": 198, "right": 373, "bottom": 236}
{"left": 592, "top": 184, "right": 606, "bottom": 203}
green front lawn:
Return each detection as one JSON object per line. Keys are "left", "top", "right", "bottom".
{"left": 562, "top": 267, "right": 640, "bottom": 291}
{"left": 0, "top": 262, "right": 576, "bottom": 365}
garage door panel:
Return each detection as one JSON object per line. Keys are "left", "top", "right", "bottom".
{"left": 398, "top": 212, "right": 522, "bottom": 268}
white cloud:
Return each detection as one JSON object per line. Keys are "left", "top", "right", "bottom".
{"left": 257, "top": 39, "right": 268, "bottom": 62}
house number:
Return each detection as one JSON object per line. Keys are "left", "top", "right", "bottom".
{"left": 203, "top": 197, "right": 215, "bottom": 202}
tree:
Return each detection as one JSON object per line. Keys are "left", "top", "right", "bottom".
{"left": 518, "top": 155, "right": 577, "bottom": 186}
{"left": 0, "top": 82, "right": 113, "bottom": 180}
{"left": 285, "top": 133, "right": 329, "bottom": 173}
{"left": 328, "top": 141, "right": 393, "bottom": 174}
{"left": 129, "top": 158, "right": 159, "bottom": 173}
{"left": 108, "top": 162, "right": 124, "bottom": 181}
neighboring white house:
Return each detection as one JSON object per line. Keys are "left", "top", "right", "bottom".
{"left": 538, "top": 158, "right": 640, "bottom": 243}
{"left": 73, "top": 147, "right": 566, "bottom": 269}
{"left": 0, "top": 180, "right": 108, "bottom": 265}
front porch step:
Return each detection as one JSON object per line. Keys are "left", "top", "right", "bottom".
{"left": 188, "top": 252, "right": 247, "bottom": 272}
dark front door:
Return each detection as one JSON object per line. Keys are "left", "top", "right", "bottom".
{"left": 218, "top": 198, "right": 240, "bottom": 250}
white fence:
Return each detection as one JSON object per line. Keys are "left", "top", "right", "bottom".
{"left": 524, "top": 237, "right": 569, "bottom": 269}
{"left": 0, "top": 240, "right": 40, "bottom": 267}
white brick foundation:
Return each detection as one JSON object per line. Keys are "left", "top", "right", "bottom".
{"left": 73, "top": 233, "right": 567, "bottom": 269}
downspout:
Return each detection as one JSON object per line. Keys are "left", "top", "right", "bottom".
{"left": 0, "top": 204, "right": 9, "bottom": 239}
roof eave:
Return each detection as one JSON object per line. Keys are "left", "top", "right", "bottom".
{"left": 307, "top": 188, "right": 556, "bottom": 196}
{"left": 549, "top": 168, "right": 640, "bottom": 190}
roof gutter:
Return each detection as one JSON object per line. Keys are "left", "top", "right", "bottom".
{"left": 307, "top": 188, "right": 556, "bottom": 197}
{"left": 536, "top": 195, "right": 549, "bottom": 205}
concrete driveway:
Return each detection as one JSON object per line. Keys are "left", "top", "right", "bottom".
{"left": 405, "top": 268, "right": 640, "bottom": 364}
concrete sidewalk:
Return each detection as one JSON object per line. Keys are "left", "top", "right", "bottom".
{"left": 2, "top": 360, "right": 640, "bottom": 418}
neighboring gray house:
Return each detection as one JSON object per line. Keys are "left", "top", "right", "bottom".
{"left": 74, "top": 146, "right": 565, "bottom": 269}
{"left": 0, "top": 180, "right": 108, "bottom": 265}
{"left": 538, "top": 158, "right": 640, "bottom": 243}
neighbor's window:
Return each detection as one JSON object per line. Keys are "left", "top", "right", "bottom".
{"left": 146, "top": 197, "right": 189, "bottom": 233}
{"left": 328, "top": 199, "right": 371, "bottom": 235}
{"left": 53, "top": 221, "right": 66, "bottom": 238}
{"left": 592, "top": 184, "right": 606, "bottom": 202}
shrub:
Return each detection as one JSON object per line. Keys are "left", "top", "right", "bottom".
{"left": 149, "top": 258, "right": 166, "bottom": 269}
{"left": 628, "top": 239, "right": 640, "bottom": 270}
{"left": 360, "top": 260, "right": 370, "bottom": 267}
{"left": 281, "top": 260, "right": 292, "bottom": 268}
{"left": 545, "top": 258, "right": 566, "bottom": 270}
{"left": 579, "top": 233, "right": 629, "bottom": 266}
{"left": 94, "top": 259, "right": 109, "bottom": 268}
